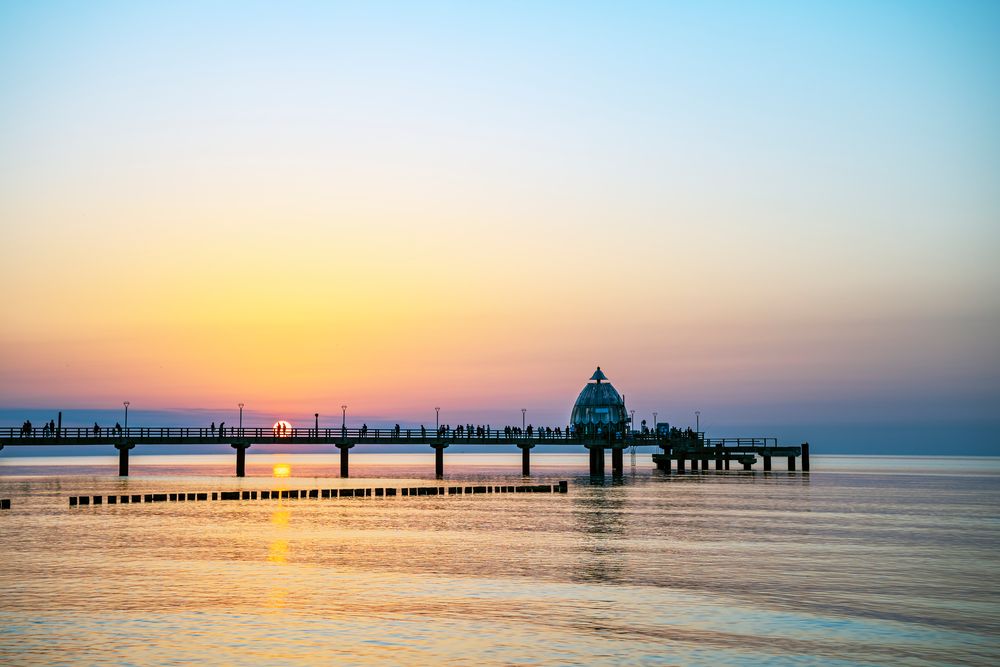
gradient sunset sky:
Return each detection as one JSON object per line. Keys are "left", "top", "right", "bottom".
{"left": 1, "top": 2, "right": 997, "bottom": 449}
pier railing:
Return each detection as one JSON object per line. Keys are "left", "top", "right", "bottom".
{"left": 0, "top": 427, "right": 788, "bottom": 448}
{"left": 3, "top": 425, "right": 672, "bottom": 446}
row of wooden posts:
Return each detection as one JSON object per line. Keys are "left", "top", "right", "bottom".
{"left": 68, "top": 481, "right": 570, "bottom": 506}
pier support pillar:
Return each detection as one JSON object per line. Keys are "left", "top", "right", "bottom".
{"left": 715, "top": 445, "right": 723, "bottom": 471}
{"left": 801, "top": 442, "right": 810, "bottom": 471}
{"left": 742, "top": 459, "right": 752, "bottom": 471}
{"left": 587, "top": 446, "right": 605, "bottom": 477}
{"left": 659, "top": 446, "right": 671, "bottom": 473}
{"left": 115, "top": 442, "right": 135, "bottom": 477}
{"left": 337, "top": 443, "right": 353, "bottom": 478}
{"left": 787, "top": 456, "right": 796, "bottom": 471}
{"left": 677, "top": 456, "right": 685, "bottom": 473}
{"left": 432, "top": 444, "right": 448, "bottom": 479}
{"left": 611, "top": 447, "right": 624, "bottom": 477}
{"left": 724, "top": 458, "right": 730, "bottom": 470}
{"left": 701, "top": 457, "right": 709, "bottom": 471}
{"left": 518, "top": 444, "right": 534, "bottom": 476}
{"left": 763, "top": 455, "right": 772, "bottom": 471}
{"left": 231, "top": 443, "right": 250, "bottom": 478}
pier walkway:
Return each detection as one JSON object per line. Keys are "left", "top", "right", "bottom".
{"left": 0, "top": 426, "right": 808, "bottom": 478}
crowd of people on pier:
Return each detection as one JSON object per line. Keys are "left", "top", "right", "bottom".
{"left": 9, "top": 419, "right": 667, "bottom": 443}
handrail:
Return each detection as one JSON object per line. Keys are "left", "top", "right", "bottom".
{"left": 0, "top": 426, "right": 787, "bottom": 449}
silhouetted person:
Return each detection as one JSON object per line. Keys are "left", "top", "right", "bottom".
{"left": 219, "top": 421, "right": 226, "bottom": 438}
{"left": 210, "top": 422, "right": 216, "bottom": 435}
{"left": 93, "top": 422, "right": 100, "bottom": 436}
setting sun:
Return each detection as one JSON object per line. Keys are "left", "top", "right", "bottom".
{"left": 272, "top": 463, "right": 291, "bottom": 478}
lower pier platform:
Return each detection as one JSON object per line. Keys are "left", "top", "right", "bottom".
{"left": 653, "top": 442, "right": 809, "bottom": 472}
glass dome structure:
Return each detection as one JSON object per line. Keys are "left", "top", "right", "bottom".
{"left": 570, "top": 367, "right": 628, "bottom": 434}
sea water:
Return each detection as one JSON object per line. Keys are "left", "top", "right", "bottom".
{"left": 1, "top": 454, "right": 998, "bottom": 665}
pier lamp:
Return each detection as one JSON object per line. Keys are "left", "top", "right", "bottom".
{"left": 123, "top": 401, "right": 129, "bottom": 433}
{"left": 653, "top": 412, "right": 658, "bottom": 430}
{"left": 630, "top": 410, "right": 635, "bottom": 433}
{"left": 238, "top": 403, "right": 244, "bottom": 430}
{"left": 315, "top": 413, "right": 319, "bottom": 435}
{"left": 695, "top": 411, "right": 700, "bottom": 431}
{"left": 435, "top": 407, "right": 440, "bottom": 429}
{"left": 341, "top": 404, "right": 347, "bottom": 429}
{"left": 521, "top": 408, "right": 526, "bottom": 429}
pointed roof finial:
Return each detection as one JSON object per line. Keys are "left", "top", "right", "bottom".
{"left": 590, "top": 366, "right": 607, "bottom": 383}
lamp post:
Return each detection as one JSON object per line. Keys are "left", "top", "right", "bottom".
{"left": 238, "top": 403, "right": 244, "bottom": 431}
{"left": 521, "top": 408, "right": 526, "bottom": 429}
{"left": 435, "top": 407, "right": 440, "bottom": 430}
{"left": 314, "top": 412, "right": 319, "bottom": 436}
{"left": 695, "top": 411, "right": 700, "bottom": 431}
{"left": 630, "top": 409, "right": 635, "bottom": 433}
{"left": 123, "top": 401, "right": 130, "bottom": 434}
{"left": 341, "top": 404, "right": 347, "bottom": 429}
{"left": 653, "top": 412, "right": 658, "bottom": 432}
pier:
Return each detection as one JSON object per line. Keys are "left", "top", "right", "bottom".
{"left": 0, "top": 369, "right": 810, "bottom": 478}
{"left": 0, "top": 425, "right": 808, "bottom": 477}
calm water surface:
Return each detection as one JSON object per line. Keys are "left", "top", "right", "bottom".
{"left": 1, "top": 454, "right": 998, "bottom": 665}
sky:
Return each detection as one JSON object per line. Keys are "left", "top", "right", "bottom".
{"left": 1, "top": 2, "right": 998, "bottom": 453}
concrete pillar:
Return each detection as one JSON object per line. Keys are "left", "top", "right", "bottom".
{"left": 115, "top": 442, "right": 135, "bottom": 477}
{"left": 715, "top": 444, "right": 723, "bottom": 470}
{"left": 788, "top": 456, "right": 796, "bottom": 471}
{"left": 743, "top": 459, "right": 752, "bottom": 471}
{"left": 231, "top": 443, "right": 250, "bottom": 477}
{"left": 611, "top": 447, "right": 624, "bottom": 477}
{"left": 518, "top": 444, "right": 533, "bottom": 476}
{"left": 432, "top": 444, "right": 448, "bottom": 478}
{"left": 801, "top": 442, "right": 810, "bottom": 471}
{"left": 589, "top": 447, "right": 605, "bottom": 476}
{"left": 701, "top": 457, "right": 709, "bottom": 470}
{"left": 724, "top": 458, "right": 730, "bottom": 470}
{"left": 763, "top": 455, "right": 772, "bottom": 471}
{"left": 677, "top": 457, "right": 685, "bottom": 473}
{"left": 337, "top": 443, "right": 353, "bottom": 478}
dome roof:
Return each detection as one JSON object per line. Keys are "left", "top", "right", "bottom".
{"left": 571, "top": 366, "right": 628, "bottom": 426}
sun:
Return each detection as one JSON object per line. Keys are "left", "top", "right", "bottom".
{"left": 272, "top": 420, "right": 293, "bottom": 437}
{"left": 273, "top": 463, "right": 291, "bottom": 478}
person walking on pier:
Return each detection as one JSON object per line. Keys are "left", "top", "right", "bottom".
{"left": 210, "top": 422, "right": 216, "bottom": 436}
{"left": 219, "top": 422, "right": 226, "bottom": 439}
{"left": 93, "top": 422, "right": 100, "bottom": 436}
